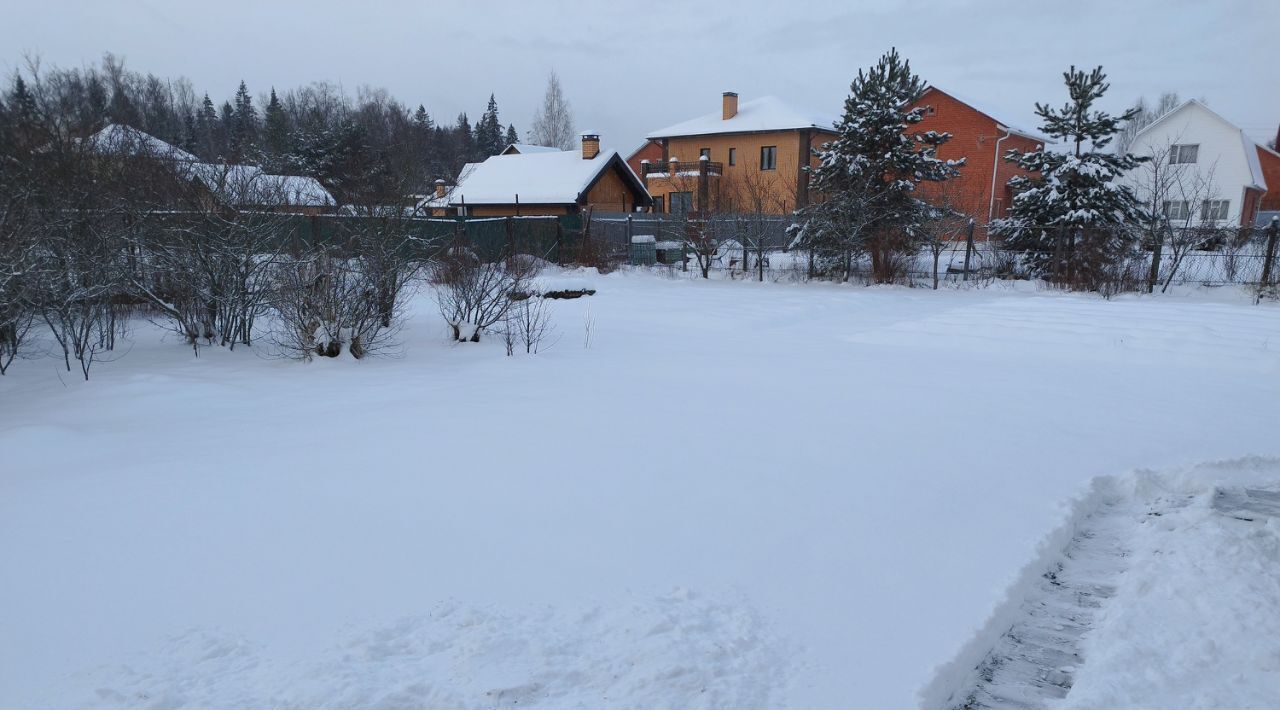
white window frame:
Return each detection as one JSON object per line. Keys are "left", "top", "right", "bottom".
{"left": 1200, "top": 199, "right": 1229, "bottom": 222}
{"left": 1162, "top": 200, "right": 1191, "bottom": 221}
{"left": 1169, "top": 144, "right": 1199, "bottom": 165}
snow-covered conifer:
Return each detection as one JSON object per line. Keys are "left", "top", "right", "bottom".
{"left": 994, "top": 66, "right": 1148, "bottom": 289}
{"left": 791, "top": 48, "right": 960, "bottom": 282}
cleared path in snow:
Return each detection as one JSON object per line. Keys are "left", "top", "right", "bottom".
{"left": 939, "top": 475, "right": 1280, "bottom": 709}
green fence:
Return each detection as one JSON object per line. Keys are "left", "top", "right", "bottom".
{"left": 146, "top": 212, "right": 587, "bottom": 264}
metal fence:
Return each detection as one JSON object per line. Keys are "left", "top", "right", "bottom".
{"left": 585, "top": 219, "right": 1280, "bottom": 291}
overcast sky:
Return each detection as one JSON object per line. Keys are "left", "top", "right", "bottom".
{"left": 3, "top": 0, "right": 1277, "bottom": 151}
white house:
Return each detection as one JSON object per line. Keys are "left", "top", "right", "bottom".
{"left": 1122, "top": 100, "right": 1266, "bottom": 228}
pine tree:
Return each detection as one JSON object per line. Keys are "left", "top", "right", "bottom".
{"left": 505, "top": 123, "right": 518, "bottom": 147}
{"left": 994, "top": 66, "right": 1148, "bottom": 290}
{"left": 529, "top": 71, "right": 575, "bottom": 150}
{"left": 791, "top": 48, "right": 960, "bottom": 282}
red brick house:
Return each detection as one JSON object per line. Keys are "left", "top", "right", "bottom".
{"left": 906, "top": 87, "right": 1047, "bottom": 234}
{"left": 1257, "top": 143, "right": 1280, "bottom": 212}
{"left": 626, "top": 139, "right": 663, "bottom": 179}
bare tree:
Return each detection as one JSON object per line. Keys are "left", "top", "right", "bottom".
{"left": 1129, "top": 136, "right": 1224, "bottom": 292}
{"left": 528, "top": 71, "right": 575, "bottom": 150}
{"left": 1115, "top": 92, "right": 1182, "bottom": 155}
{"left": 721, "top": 170, "right": 791, "bottom": 282}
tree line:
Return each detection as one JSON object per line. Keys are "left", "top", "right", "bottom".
{"left": 0, "top": 54, "right": 543, "bottom": 205}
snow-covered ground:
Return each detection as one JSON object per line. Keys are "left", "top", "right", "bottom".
{"left": 2, "top": 270, "right": 1279, "bottom": 709}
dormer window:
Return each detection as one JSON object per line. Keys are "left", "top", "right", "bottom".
{"left": 1169, "top": 144, "right": 1199, "bottom": 164}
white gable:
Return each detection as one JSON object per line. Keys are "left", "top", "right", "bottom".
{"left": 647, "top": 96, "right": 837, "bottom": 139}
{"left": 1124, "top": 100, "right": 1266, "bottom": 226}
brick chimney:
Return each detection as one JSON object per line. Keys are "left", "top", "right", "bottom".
{"left": 581, "top": 132, "right": 600, "bottom": 160}
{"left": 722, "top": 91, "right": 738, "bottom": 120}
{"left": 434, "top": 178, "right": 446, "bottom": 198}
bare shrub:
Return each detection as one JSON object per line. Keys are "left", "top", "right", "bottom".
{"left": 511, "top": 295, "right": 556, "bottom": 354}
{"left": 272, "top": 249, "right": 400, "bottom": 360}
{"left": 431, "top": 251, "right": 536, "bottom": 342}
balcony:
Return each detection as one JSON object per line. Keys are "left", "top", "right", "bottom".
{"left": 641, "top": 160, "right": 723, "bottom": 179}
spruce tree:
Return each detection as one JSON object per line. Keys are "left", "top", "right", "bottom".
{"left": 995, "top": 66, "right": 1147, "bottom": 290}
{"left": 455, "top": 112, "right": 476, "bottom": 165}
{"left": 181, "top": 110, "right": 198, "bottom": 153}
{"left": 263, "top": 87, "right": 290, "bottom": 166}
{"left": 218, "top": 100, "right": 235, "bottom": 159}
{"left": 474, "top": 94, "right": 504, "bottom": 157}
{"left": 194, "top": 94, "right": 221, "bottom": 159}
{"left": 412, "top": 104, "right": 433, "bottom": 131}
{"left": 505, "top": 123, "right": 518, "bottom": 147}
{"left": 792, "top": 48, "right": 960, "bottom": 282}
{"left": 230, "top": 80, "right": 258, "bottom": 160}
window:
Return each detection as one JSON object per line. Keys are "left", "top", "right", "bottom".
{"left": 1169, "top": 144, "right": 1199, "bottom": 164}
{"left": 760, "top": 146, "right": 777, "bottom": 171}
{"left": 652, "top": 195, "right": 664, "bottom": 214}
{"left": 1162, "top": 200, "right": 1191, "bottom": 221}
{"left": 699, "top": 148, "right": 711, "bottom": 159}
{"left": 728, "top": 148, "right": 736, "bottom": 166}
{"left": 670, "top": 191, "right": 693, "bottom": 215}
{"left": 1201, "top": 199, "right": 1229, "bottom": 222}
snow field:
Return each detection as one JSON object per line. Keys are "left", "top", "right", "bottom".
{"left": 2, "top": 269, "right": 1279, "bottom": 708}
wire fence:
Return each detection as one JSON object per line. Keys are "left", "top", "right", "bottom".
{"left": 585, "top": 215, "right": 1280, "bottom": 292}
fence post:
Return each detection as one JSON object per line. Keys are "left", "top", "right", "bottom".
{"left": 556, "top": 218, "right": 564, "bottom": 265}
{"left": 505, "top": 216, "right": 514, "bottom": 258}
{"left": 1259, "top": 216, "right": 1279, "bottom": 302}
{"left": 963, "top": 218, "right": 975, "bottom": 281}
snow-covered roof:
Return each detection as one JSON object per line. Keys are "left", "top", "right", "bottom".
{"left": 647, "top": 96, "right": 837, "bottom": 139}
{"left": 260, "top": 174, "right": 335, "bottom": 206}
{"left": 1137, "top": 100, "right": 1268, "bottom": 191}
{"left": 182, "top": 163, "right": 334, "bottom": 207}
{"left": 443, "top": 149, "right": 644, "bottom": 206}
{"left": 500, "top": 143, "right": 563, "bottom": 155}
{"left": 920, "top": 87, "right": 1051, "bottom": 144}
{"left": 82, "top": 123, "right": 200, "bottom": 162}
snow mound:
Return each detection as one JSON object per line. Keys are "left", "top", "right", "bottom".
{"left": 54, "top": 591, "right": 791, "bottom": 710}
